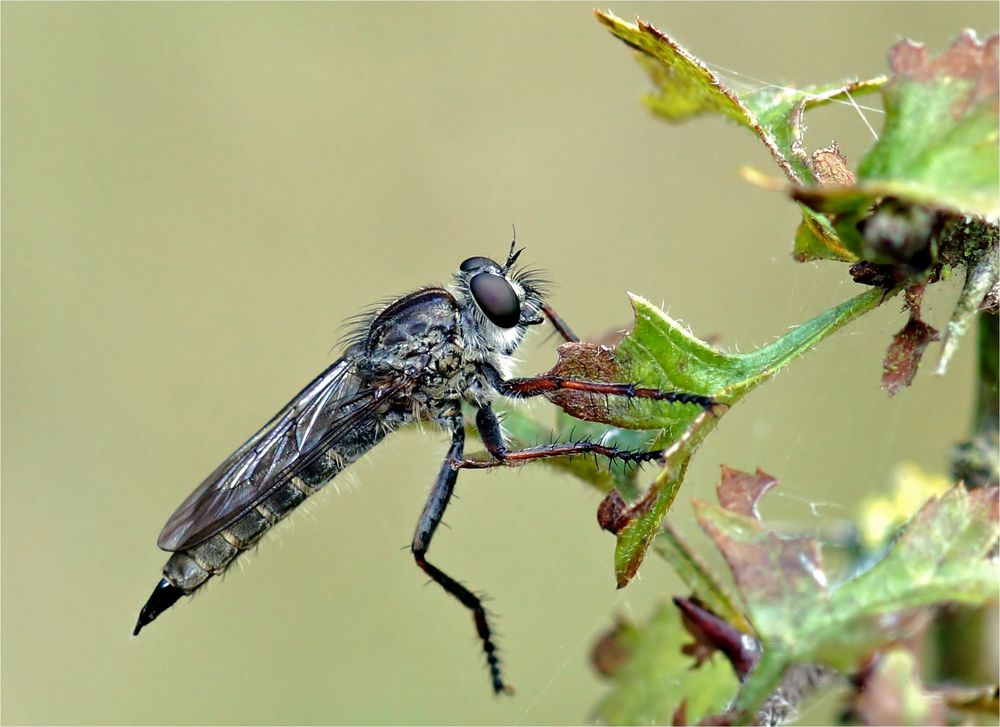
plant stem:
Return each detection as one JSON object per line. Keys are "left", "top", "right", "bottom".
{"left": 931, "top": 311, "right": 1000, "bottom": 686}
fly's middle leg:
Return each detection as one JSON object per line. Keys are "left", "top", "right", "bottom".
{"left": 411, "top": 415, "right": 510, "bottom": 695}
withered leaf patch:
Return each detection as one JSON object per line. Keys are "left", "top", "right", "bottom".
{"left": 882, "top": 283, "right": 940, "bottom": 396}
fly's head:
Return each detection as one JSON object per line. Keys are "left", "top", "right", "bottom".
{"left": 452, "top": 242, "right": 549, "bottom": 357}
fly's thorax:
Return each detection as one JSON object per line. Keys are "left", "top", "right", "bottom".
{"left": 355, "top": 286, "right": 481, "bottom": 418}
{"left": 404, "top": 345, "right": 485, "bottom": 416}
{"left": 361, "top": 289, "right": 459, "bottom": 375}
{"left": 361, "top": 329, "right": 468, "bottom": 399}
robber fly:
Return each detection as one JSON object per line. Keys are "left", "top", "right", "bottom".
{"left": 134, "top": 240, "right": 714, "bottom": 694}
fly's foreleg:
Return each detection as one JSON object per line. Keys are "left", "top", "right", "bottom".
{"left": 480, "top": 363, "right": 718, "bottom": 409}
{"left": 411, "top": 415, "right": 509, "bottom": 695}
{"left": 541, "top": 303, "right": 579, "bottom": 343}
{"left": 462, "top": 402, "right": 666, "bottom": 470}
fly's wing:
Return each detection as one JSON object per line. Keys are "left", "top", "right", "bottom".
{"left": 157, "top": 355, "right": 406, "bottom": 551}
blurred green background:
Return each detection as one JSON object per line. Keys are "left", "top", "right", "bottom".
{"left": 3, "top": 3, "right": 995, "bottom": 724}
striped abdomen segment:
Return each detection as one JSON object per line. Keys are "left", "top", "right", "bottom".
{"left": 133, "top": 432, "right": 385, "bottom": 635}
{"left": 163, "top": 471, "right": 326, "bottom": 593}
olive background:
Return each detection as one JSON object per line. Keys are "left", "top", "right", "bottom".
{"left": 3, "top": 3, "right": 995, "bottom": 725}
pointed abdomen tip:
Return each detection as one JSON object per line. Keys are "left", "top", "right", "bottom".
{"left": 133, "top": 578, "right": 183, "bottom": 636}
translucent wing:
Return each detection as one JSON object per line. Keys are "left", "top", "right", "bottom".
{"left": 158, "top": 355, "right": 405, "bottom": 551}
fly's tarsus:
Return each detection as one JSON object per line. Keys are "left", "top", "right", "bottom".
{"left": 409, "top": 417, "right": 511, "bottom": 694}
{"left": 415, "top": 553, "right": 509, "bottom": 694}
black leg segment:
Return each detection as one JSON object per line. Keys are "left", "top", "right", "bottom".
{"left": 474, "top": 404, "right": 508, "bottom": 459}
{"left": 412, "top": 415, "right": 509, "bottom": 694}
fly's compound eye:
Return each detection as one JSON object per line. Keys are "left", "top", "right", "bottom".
{"left": 460, "top": 256, "right": 499, "bottom": 272}
{"left": 469, "top": 272, "right": 521, "bottom": 328}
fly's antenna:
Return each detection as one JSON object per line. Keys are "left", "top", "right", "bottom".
{"left": 503, "top": 224, "right": 524, "bottom": 273}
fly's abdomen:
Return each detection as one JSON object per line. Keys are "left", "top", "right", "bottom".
{"left": 161, "top": 477, "right": 313, "bottom": 592}
{"left": 134, "top": 432, "right": 385, "bottom": 636}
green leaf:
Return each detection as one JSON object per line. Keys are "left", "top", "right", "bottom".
{"left": 692, "top": 468, "right": 999, "bottom": 721}
{"left": 546, "top": 286, "right": 895, "bottom": 587}
{"left": 594, "top": 11, "right": 882, "bottom": 184}
{"left": 594, "top": 604, "right": 739, "bottom": 725}
{"left": 609, "top": 412, "right": 717, "bottom": 587}
{"left": 794, "top": 204, "right": 858, "bottom": 263}
{"left": 594, "top": 10, "right": 884, "bottom": 261}
{"left": 858, "top": 33, "right": 999, "bottom": 217}
{"left": 828, "top": 485, "right": 1000, "bottom": 625}
{"left": 794, "top": 31, "right": 1000, "bottom": 258}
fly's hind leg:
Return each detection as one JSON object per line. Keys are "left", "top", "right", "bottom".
{"left": 411, "top": 414, "right": 509, "bottom": 695}
{"left": 464, "top": 403, "right": 667, "bottom": 470}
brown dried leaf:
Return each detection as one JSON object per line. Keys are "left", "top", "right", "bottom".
{"left": 597, "top": 489, "right": 630, "bottom": 534}
{"left": 703, "top": 524, "right": 825, "bottom": 621}
{"left": 810, "top": 142, "right": 856, "bottom": 186}
{"left": 849, "top": 261, "right": 908, "bottom": 290}
{"left": 716, "top": 466, "right": 778, "bottom": 518}
{"left": 671, "top": 700, "right": 688, "bottom": 726}
{"left": 591, "top": 616, "right": 637, "bottom": 677}
{"left": 889, "top": 32, "right": 999, "bottom": 112}
{"left": 696, "top": 467, "right": 826, "bottom": 624}
{"left": 882, "top": 284, "right": 940, "bottom": 396}
{"left": 694, "top": 468, "right": 827, "bottom": 641}
{"left": 545, "top": 342, "right": 622, "bottom": 421}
